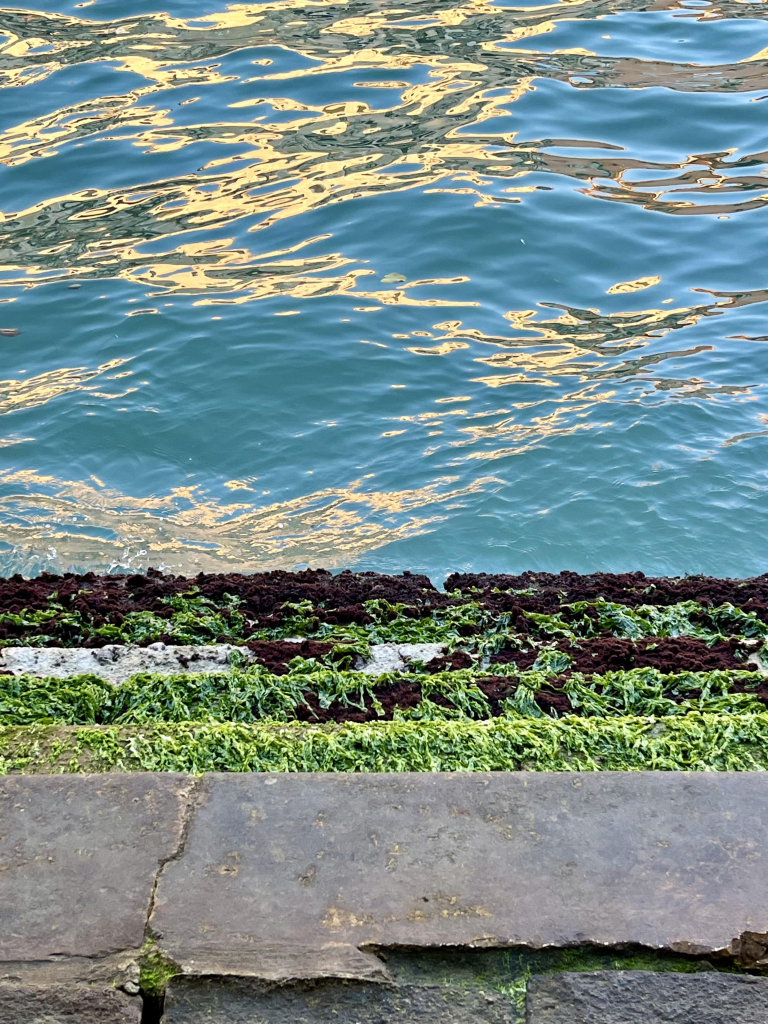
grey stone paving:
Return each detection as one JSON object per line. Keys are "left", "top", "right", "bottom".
{"left": 0, "top": 774, "right": 194, "bottom": 960}
{"left": 3, "top": 772, "right": 768, "bottom": 1022}
{"left": 150, "top": 771, "right": 768, "bottom": 957}
{"left": 526, "top": 971, "right": 768, "bottom": 1024}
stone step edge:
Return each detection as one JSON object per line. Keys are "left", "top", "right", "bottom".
{"left": 3, "top": 643, "right": 766, "bottom": 686}
{"left": 3, "top": 951, "right": 768, "bottom": 1024}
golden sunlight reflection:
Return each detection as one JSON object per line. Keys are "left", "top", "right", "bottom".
{"left": 0, "top": 360, "right": 133, "bottom": 417}
{"left": 1, "top": 0, "right": 768, "bottom": 573}
{"left": 382, "top": 287, "right": 767, "bottom": 461}
{"left": 0, "top": 469, "right": 498, "bottom": 574}
{"left": 1, "top": 0, "right": 767, "bottom": 302}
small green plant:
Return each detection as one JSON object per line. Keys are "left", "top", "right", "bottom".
{"left": 139, "top": 942, "right": 180, "bottom": 996}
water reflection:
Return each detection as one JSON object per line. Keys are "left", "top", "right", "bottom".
{"left": 0, "top": 359, "right": 132, "bottom": 416}
{"left": 2, "top": 0, "right": 768, "bottom": 300}
{"left": 0, "top": 468, "right": 498, "bottom": 574}
{"left": 0, "top": 0, "right": 767, "bottom": 574}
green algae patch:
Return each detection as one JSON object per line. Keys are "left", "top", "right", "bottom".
{"left": 131, "top": 942, "right": 743, "bottom": 1006}
{"left": 139, "top": 942, "right": 181, "bottom": 997}
{"left": 1, "top": 667, "right": 767, "bottom": 726}
{"left": 4, "top": 586, "right": 767, "bottom": 656}
{"left": 3, "top": 713, "right": 768, "bottom": 773}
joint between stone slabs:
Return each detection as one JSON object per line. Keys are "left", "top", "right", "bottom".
{"left": 363, "top": 933, "right": 768, "bottom": 970}
{"left": 144, "top": 938, "right": 768, "bottom": 1004}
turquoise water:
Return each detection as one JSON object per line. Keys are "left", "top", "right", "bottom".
{"left": 0, "top": 0, "right": 767, "bottom": 581}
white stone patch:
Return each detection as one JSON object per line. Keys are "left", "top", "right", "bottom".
{"left": 747, "top": 650, "right": 768, "bottom": 676}
{"left": 356, "top": 642, "right": 445, "bottom": 675}
{"left": 0, "top": 640, "right": 447, "bottom": 684}
{"left": 0, "top": 643, "right": 249, "bottom": 686}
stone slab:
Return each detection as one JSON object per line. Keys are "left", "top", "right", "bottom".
{"left": 358, "top": 643, "right": 445, "bottom": 674}
{"left": 163, "top": 977, "right": 515, "bottom": 1024}
{"left": 0, "top": 644, "right": 243, "bottom": 684}
{"left": 0, "top": 642, "right": 444, "bottom": 682}
{"left": 0, "top": 952, "right": 140, "bottom": 989}
{"left": 0, "top": 981, "right": 141, "bottom": 1024}
{"left": 0, "top": 774, "right": 195, "bottom": 960}
{"left": 150, "top": 772, "right": 768, "bottom": 959}
{"left": 526, "top": 971, "right": 768, "bottom": 1023}
{"left": 173, "top": 944, "right": 390, "bottom": 984}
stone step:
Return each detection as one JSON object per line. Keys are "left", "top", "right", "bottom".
{"left": 3, "top": 772, "right": 768, "bottom": 1022}
{"left": 526, "top": 971, "right": 768, "bottom": 1024}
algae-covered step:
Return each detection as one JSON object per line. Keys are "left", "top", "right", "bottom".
{"left": 4, "top": 714, "right": 768, "bottom": 773}
{"left": 2, "top": 570, "right": 768, "bottom": 772}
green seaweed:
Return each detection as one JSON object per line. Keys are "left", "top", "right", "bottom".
{"left": 0, "top": 666, "right": 765, "bottom": 727}
{"left": 0, "top": 673, "right": 113, "bottom": 724}
{"left": 523, "top": 599, "right": 768, "bottom": 645}
{"left": 3, "top": 711, "right": 768, "bottom": 773}
{"left": 0, "top": 590, "right": 248, "bottom": 647}
{"left": 2, "top": 591, "right": 767, "bottom": 656}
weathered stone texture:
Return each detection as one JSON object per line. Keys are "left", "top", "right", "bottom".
{"left": 0, "top": 644, "right": 240, "bottom": 684}
{"left": 0, "top": 774, "right": 194, "bottom": 960}
{"left": 3, "top": 771, "right": 768, "bottom": 1023}
{"left": 172, "top": 945, "right": 390, "bottom": 985}
{"left": 151, "top": 772, "right": 768, "bottom": 957}
{"left": 163, "top": 978, "right": 516, "bottom": 1024}
{"left": 0, "top": 982, "right": 141, "bottom": 1023}
{"left": 525, "top": 970, "right": 768, "bottom": 1023}
{"left": 0, "top": 642, "right": 444, "bottom": 683}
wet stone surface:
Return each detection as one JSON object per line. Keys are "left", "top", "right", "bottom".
{"left": 163, "top": 977, "right": 517, "bottom": 1024}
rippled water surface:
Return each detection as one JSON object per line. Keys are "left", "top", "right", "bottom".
{"left": 0, "top": 0, "right": 767, "bottom": 579}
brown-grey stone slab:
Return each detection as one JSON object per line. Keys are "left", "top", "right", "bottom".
{"left": 0, "top": 981, "right": 141, "bottom": 1023}
{"left": 0, "top": 952, "right": 141, "bottom": 989}
{"left": 163, "top": 977, "right": 517, "bottom": 1024}
{"left": 150, "top": 772, "right": 768, "bottom": 959}
{"left": 173, "top": 945, "right": 391, "bottom": 984}
{"left": 525, "top": 971, "right": 768, "bottom": 1023}
{"left": 0, "top": 774, "right": 195, "bottom": 960}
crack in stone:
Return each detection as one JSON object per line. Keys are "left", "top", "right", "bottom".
{"left": 145, "top": 776, "right": 204, "bottom": 944}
